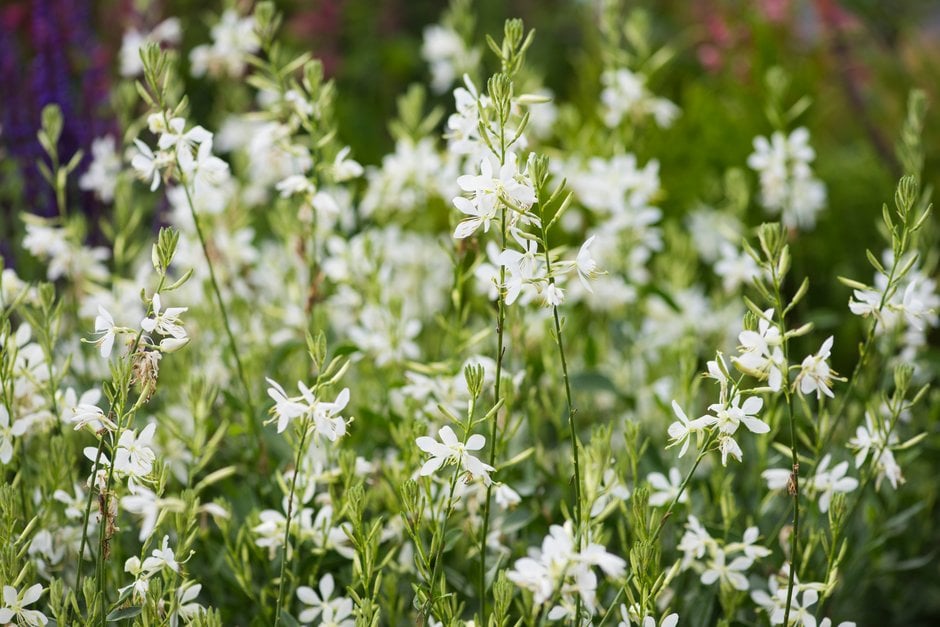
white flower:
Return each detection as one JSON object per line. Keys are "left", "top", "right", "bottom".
{"left": 494, "top": 483, "right": 522, "bottom": 509}
{"left": 718, "top": 435, "right": 743, "bottom": 466}
{"left": 119, "top": 18, "right": 180, "bottom": 77}
{"left": 748, "top": 127, "right": 826, "bottom": 230}
{"left": 142, "top": 535, "right": 180, "bottom": 574}
{"left": 131, "top": 139, "right": 166, "bottom": 191}
{"left": 667, "top": 400, "right": 711, "bottom": 458}
{"left": 575, "top": 235, "right": 602, "bottom": 291}
{"left": 733, "top": 308, "right": 786, "bottom": 391}
{"left": 706, "top": 395, "right": 769, "bottom": 436}
{"left": 114, "top": 423, "right": 158, "bottom": 478}
{"left": 701, "top": 548, "right": 751, "bottom": 591}
{"left": 189, "top": 9, "right": 259, "bottom": 78}
{"left": 119, "top": 557, "right": 151, "bottom": 602}
{"left": 265, "top": 379, "right": 351, "bottom": 441}
{"left": 79, "top": 136, "right": 122, "bottom": 202}
{"left": 172, "top": 582, "right": 205, "bottom": 626}
{"left": 543, "top": 283, "right": 565, "bottom": 307}
{"left": 93, "top": 305, "right": 118, "bottom": 358}
{"left": 296, "top": 574, "right": 354, "bottom": 626}
{"left": 600, "top": 67, "right": 678, "bottom": 129}
{"left": 0, "top": 584, "right": 47, "bottom": 626}
{"left": 121, "top": 485, "right": 163, "bottom": 541}
{"left": 332, "top": 146, "right": 363, "bottom": 181}
{"left": 647, "top": 467, "right": 686, "bottom": 507}
{"left": 453, "top": 152, "right": 536, "bottom": 239}
{"left": 847, "top": 412, "right": 904, "bottom": 490}
{"left": 416, "top": 425, "right": 494, "bottom": 486}
{"left": 678, "top": 515, "right": 715, "bottom": 568}
{"left": 0, "top": 405, "right": 29, "bottom": 465}
{"left": 770, "top": 589, "right": 818, "bottom": 627}
{"left": 69, "top": 403, "right": 116, "bottom": 433}
{"left": 141, "top": 293, "right": 188, "bottom": 340}
{"left": 796, "top": 336, "right": 837, "bottom": 399}
{"left": 807, "top": 455, "right": 858, "bottom": 513}
{"left": 725, "top": 526, "right": 772, "bottom": 566}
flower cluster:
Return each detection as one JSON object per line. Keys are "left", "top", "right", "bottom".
{"left": 506, "top": 521, "right": 626, "bottom": 620}
{"left": 747, "top": 127, "right": 827, "bottom": 230}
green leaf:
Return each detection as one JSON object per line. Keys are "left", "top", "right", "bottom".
{"left": 106, "top": 606, "right": 143, "bottom": 621}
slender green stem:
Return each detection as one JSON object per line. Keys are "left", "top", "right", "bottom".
{"left": 480, "top": 207, "right": 508, "bottom": 622}
{"left": 424, "top": 466, "right": 461, "bottom": 621}
{"left": 274, "top": 417, "right": 311, "bottom": 626}
{"left": 177, "top": 175, "right": 260, "bottom": 445}
{"left": 652, "top": 432, "right": 717, "bottom": 544}
{"left": 770, "top": 265, "right": 800, "bottom": 627}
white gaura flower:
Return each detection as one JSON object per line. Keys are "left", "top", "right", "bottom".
{"left": 142, "top": 535, "right": 180, "bottom": 574}
{"left": 678, "top": 515, "right": 715, "bottom": 568}
{"left": 265, "top": 378, "right": 352, "bottom": 441}
{"left": 667, "top": 400, "right": 712, "bottom": 458}
{"left": 575, "top": 235, "right": 602, "bottom": 291}
{"left": 141, "top": 293, "right": 188, "bottom": 340}
{"left": 543, "top": 283, "right": 565, "bottom": 307}
{"left": 157, "top": 117, "right": 213, "bottom": 159}
{"left": 296, "top": 574, "right": 354, "bottom": 626}
{"left": 0, "top": 584, "right": 47, "bottom": 626}
{"left": 807, "top": 454, "right": 858, "bottom": 513}
{"left": 332, "top": 146, "right": 363, "bottom": 181}
{"left": 93, "top": 305, "right": 118, "bottom": 358}
{"left": 416, "top": 425, "right": 494, "bottom": 485}
{"left": 725, "top": 526, "right": 772, "bottom": 566}
{"left": 121, "top": 485, "right": 164, "bottom": 541}
{"left": 770, "top": 588, "right": 818, "bottom": 627}
{"left": 847, "top": 412, "right": 904, "bottom": 490}
{"left": 494, "top": 483, "right": 522, "bottom": 509}
{"left": 733, "top": 308, "right": 786, "bottom": 391}
{"left": 796, "top": 336, "right": 838, "bottom": 399}
{"left": 718, "top": 435, "right": 743, "bottom": 466}
{"left": 69, "top": 403, "right": 117, "bottom": 433}
{"left": 79, "top": 136, "right": 122, "bottom": 202}
{"left": 131, "top": 139, "right": 166, "bottom": 191}
{"left": 700, "top": 548, "right": 751, "bottom": 591}
{"left": 706, "top": 395, "right": 769, "bottom": 436}
{"left": 452, "top": 194, "right": 498, "bottom": 239}
{"left": 0, "top": 405, "right": 29, "bottom": 465}
{"left": 172, "top": 582, "right": 205, "bottom": 626}
{"left": 114, "top": 423, "right": 158, "bottom": 477}
{"left": 453, "top": 152, "right": 537, "bottom": 239}
{"left": 647, "top": 467, "right": 686, "bottom": 507}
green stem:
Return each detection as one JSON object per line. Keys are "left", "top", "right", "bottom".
{"left": 424, "top": 466, "right": 461, "bottom": 621}
{"left": 480, "top": 207, "right": 508, "bottom": 622}
{"left": 652, "top": 432, "right": 717, "bottom": 544}
{"left": 771, "top": 266, "right": 800, "bottom": 627}
{"left": 274, "top": 417, "right": 311, "bottom": 626}
{"left": 177, "top": 175, "right": 260, "bottom": 446}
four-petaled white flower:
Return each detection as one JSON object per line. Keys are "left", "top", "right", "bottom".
{"left": 296, "top": 574, "right": 354, "bottom": 626}
{"left": 647, "top": 467, "right": 687, "bottom": 507}
{"left": 265, "top": 379, "right": 352, "bottom": 441}
{"left": 701, "top": 548, "right": 751, "bottom": 591}
{"left": 416, "top": 425, "right": 494, "bottom": 485}
{"left": 575, "top": 235, "right": 602, "bottom": 291}
{"left": 0, "top": 583, "right": 48, "bottom": 626}
{"left": 142, "top": 535, "right": 180, "bottom": 574}
{"left": 707, "top": 394, "right": 769, "bottom": 436}
{"left": 0, "top": 405, "right": 28, "bottom": 465}
{"left": 141, "top": 293, "right": 188, "bottom": 340}
{"left": 94, "top": 305, "right": 118, "bottom": 358}
{"left": 796, "top": 336, "right": 837, "bottom": 399}
{"left": 667, "top": 400, "right": 711, "bottom": 458}
{"left": 734, "top": 308, "right": 786, "bottom": 391}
